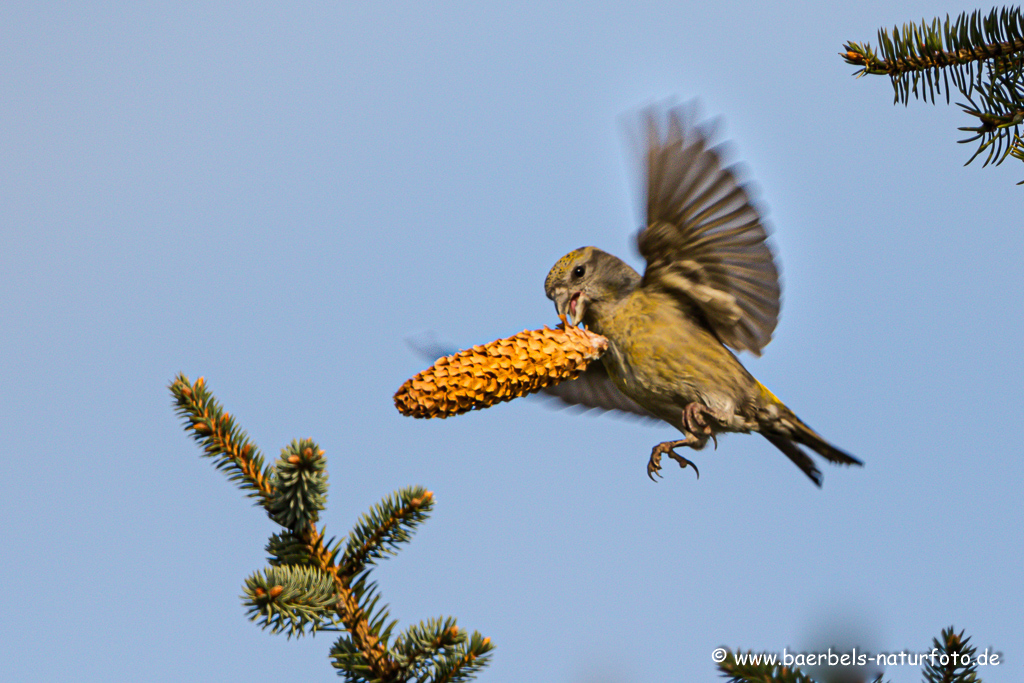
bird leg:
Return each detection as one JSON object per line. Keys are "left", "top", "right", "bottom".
{"left": 647, "top": 434, "right": 703, "bottom": 481}
{"left": 682, "top": 402, "right": 727, "bottom": 450}
{"left": 646, "top": 403, "right": 730, "bottom": 481}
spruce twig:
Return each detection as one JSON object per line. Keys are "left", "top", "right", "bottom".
{"left": 716, "top": 650, "right": 816, "bottom": 683}
{"left": 842, "top": 7, "right": 1024, "bottom": 180}
{"left": 340, "top": 489, "right": 435, "bottom": 577}
{"left": 922, "top": 627, "right": 979, "bottom": 683}
{"left": 170, "top": 374, "right": 493, "bottom": 682}
{"left": 170, "top": 373, "right": 273, "bottom": 502}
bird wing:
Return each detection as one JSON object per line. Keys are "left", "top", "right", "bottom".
{"left": 539, "top": 359, "right": 659, "bottom": 419}
{"left": 636, "top": 105, "right": 780, "bottom": 355}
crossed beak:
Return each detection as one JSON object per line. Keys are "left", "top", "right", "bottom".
{"left": 557, "top": 290, "right": 586, "bottom": 326}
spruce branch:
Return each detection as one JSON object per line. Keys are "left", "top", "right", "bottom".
{"left": 340, "top": 487, "right": 434, "bottom": 577}
{"left": 170, "top": 374, "right": 492, "bottom": 682}
{"left": 392, "top": 620, "right": 494, "bottom": 683}
{"left": 390, "top": 617, "right": 463, "bottom": 677}
{"left": 334, "top": 617, "right": 493, "bottom": 683}
{"left": 243, "top": 565, "right": 343, "bottom": 637}
{"left": 842, "top": 7, "right": 1024, "bottom": 179}
{"left": 170, "top": 373, "right": 273, "bottom": 502}
{"left": 922, "top": 627, "right": 979, "bottom": 683}
{"left": 281, "top": 504, "right": 402, "bottom": 678}
{"left": 268, "top": 438, "right": 329, "bottom": 532}
{"left": 716, "top": 650, "right": 816, "bottom": 683}
{"left": 843, "top": 9, "right": 1024, "bottom": 90}
{"left": 424, "top": 635, "right": 494, "bottom": 683}
{"left": 266, "top": 531, "right": 315, "bottom": 567}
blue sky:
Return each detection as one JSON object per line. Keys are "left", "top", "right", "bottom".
{"left": 2, "top": 2, "right": 1021, "bottom": 681}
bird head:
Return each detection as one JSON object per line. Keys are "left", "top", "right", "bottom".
{"left": 544, "top": 246, "right": 641, "bottom": 327}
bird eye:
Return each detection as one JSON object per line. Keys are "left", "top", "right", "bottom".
{"left": 572, "top": 265, "right": 586, "bottom": 279}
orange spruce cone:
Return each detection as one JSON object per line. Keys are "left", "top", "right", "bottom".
{"left": 394, "top": 317, "right": 608, "bottom": 418}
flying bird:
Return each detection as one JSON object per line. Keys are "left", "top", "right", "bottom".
{"left": 543, "top": 105, "right": 862, "bottom": 485}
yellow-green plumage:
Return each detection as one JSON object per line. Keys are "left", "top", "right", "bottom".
{"left": 597, "top": 287, "right": 761, "bottom": 430}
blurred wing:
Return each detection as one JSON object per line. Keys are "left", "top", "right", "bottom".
{"left": 540, "top": 359, "right": 659, "bottom": 419}
{"left": 636, "top": 105, "right": 780, "bottom": 355}
{"left": 405, "top": 334, "right": 460, "bottom": 367}
{"left": 406, "top": 336, "right": 657, "bottom": 420}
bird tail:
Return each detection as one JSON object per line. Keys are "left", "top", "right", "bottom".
{"left": 756, "top": 382, "right": 862, "bottom": 486}
{"left": 762, "top": 433, "right": 824, "bottom": 487}
{"left": 787, "top": 418, "right": 862, "bottom": 467}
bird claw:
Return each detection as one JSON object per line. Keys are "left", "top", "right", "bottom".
{"left": 647, "top": 439, "right": 700, "bottom": 482}
{"left": 667, "top": 451, "right": 700, "bottom": 479}
{"left": 647, "top": 451, "right": 664, "bottom": 481}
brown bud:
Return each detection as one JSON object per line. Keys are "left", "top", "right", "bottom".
{"left": 268, "top": 585, "right": 284, "bottom": 599}
{"left": 394, "top": 319, "right": 607, "bottom": 418}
